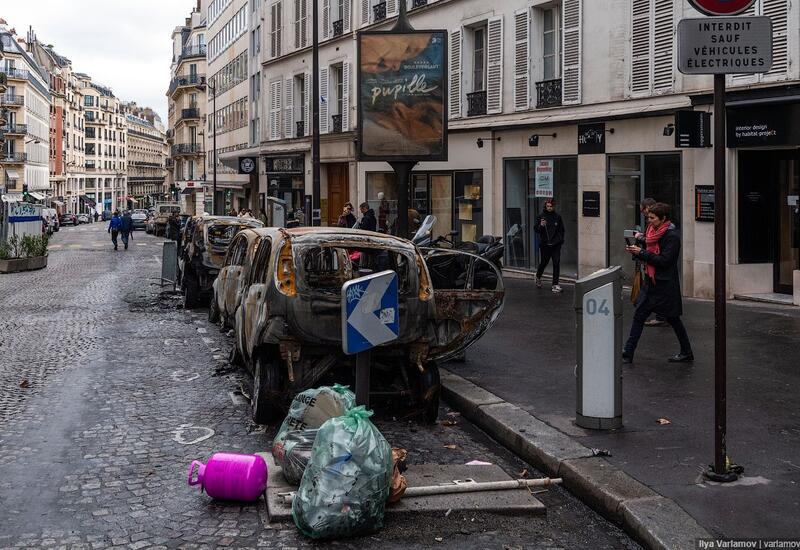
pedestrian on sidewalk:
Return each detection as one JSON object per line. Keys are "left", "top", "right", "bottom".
{"left": 358, "top": 202, "right": 377, "bottom": 232}
{"left": 337, "top": 202, "right": 356, "bottom": 228}
{"left": 108, "top": 211, "right": 122, "bottom": 250}
{"left": 534, "top": 199, "right": 565, "bottom": 293}
{"left": 120, "top": 210, "right": 134, "bottom": 250}
{"left": 636, "top": 198, "right": 669, "bottom": 327}
{"left": 622, "top": 202, "right": 693, "bottom": 364}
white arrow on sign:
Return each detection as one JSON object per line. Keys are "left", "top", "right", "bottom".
{"left": 347, "top": 275, "right": 397, "bottom": 347}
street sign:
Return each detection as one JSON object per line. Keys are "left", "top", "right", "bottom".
{"left": 342, "top": 270, "right": 399, "bottom": 355}
{"left": 238, "top": 156, "right": 257, "bottom": 175}
{"left": 688, "top": 0, "right": 756, "bottom": 16}
{"left": 678, "top": 17, "right": 772, "bottom": 75}
{"left": 675, "top": 110, "right": 712, "bottom": 148}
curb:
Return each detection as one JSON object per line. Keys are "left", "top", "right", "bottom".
{"left": 440, "top": 369, "right": 711, "bottom": 550}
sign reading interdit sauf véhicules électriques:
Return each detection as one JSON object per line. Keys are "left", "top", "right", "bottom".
{"left": 678, "top": 17, "right": 773, "bottom": 75}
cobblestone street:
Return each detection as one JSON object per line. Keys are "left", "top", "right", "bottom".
{"left": 0, "top": 224, "right": 639, "bottom": 549}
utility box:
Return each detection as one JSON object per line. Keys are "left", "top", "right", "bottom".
{"left": 266, "top": 196, "right": 286, "bottom": 227}
{"left": 161, "top": 241, "right": 178, "bottom": 289}
{"left": 574, "top": 266, "right": 623, "bottom": 430}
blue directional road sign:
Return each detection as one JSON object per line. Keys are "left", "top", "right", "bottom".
{"left": 342, "top": 270, "right": 399, "bottom": 355}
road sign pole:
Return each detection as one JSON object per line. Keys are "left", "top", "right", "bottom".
{"left": 355, "top": 349, "right": 371, "bottom": 408}
{"left": 712, "top": 73, "right": 728, "bottom": 477}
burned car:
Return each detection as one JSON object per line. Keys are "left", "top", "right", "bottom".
{"left": 209, "top": 228, "right": 263, "bottom": 328}
{"left": 216, "top": 227, "right": 504, "bottom": 424}
{"left": 180, "top": 216, "right": 264, "bottom": 308}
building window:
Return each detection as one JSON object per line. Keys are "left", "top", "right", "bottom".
{"left": 472, "top": 26, "right": 486, "bottom": 92}
{"left": 294, "top": 0, "right": 307, "bottom": 48}
{"left": 542, "top": 7, "right": 561, "bottom": 81}
{"left": 271, "top": 2, "right": 283, "bottom": 57}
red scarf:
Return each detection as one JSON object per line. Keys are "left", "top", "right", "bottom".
{"left": 645, "top": 221, "right": 670, "bottom": 283}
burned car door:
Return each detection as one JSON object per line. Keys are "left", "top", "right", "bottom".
{"left": 237, "top": 238, "right": 273, "bottom": 360}
{"left": 222, "top": 237, "right": 248, "bottom": 319}
{"left": 215, "top": 234, "right": 242, "bottom": 315}
{"left": 422, "top": 248, "right": 505, "bottom": 362}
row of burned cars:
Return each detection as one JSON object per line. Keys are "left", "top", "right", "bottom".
{"left": 176, "top": 215, "right": 505, "bottom": 424}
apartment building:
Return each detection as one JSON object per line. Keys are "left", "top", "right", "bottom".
{"left": 258, "top": 0, "right": 798, "bottom": 300}
{"left": 123, "top": 107, "right": 167, "bottom": 207}
{"left": 78, "top": 75, "right": 127, "bottom": 214}
{"left": 0, "top": 26, "right": 51, "bottom": 202}
{"left": 167, "top": 2, "right": 209, "bottom": 216}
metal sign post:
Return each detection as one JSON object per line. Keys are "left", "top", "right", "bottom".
{"left": 342, "top": 270, "right": 400, "bottom": 407}
{"left": 678, "top": 2, "right": 771, "bottom": 482}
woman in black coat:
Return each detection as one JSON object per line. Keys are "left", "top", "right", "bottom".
{"left": 622, "top": 203, "right": 693, "bottom": 364}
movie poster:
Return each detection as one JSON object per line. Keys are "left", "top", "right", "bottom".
{"left": 358, "top": 30, "right": 447, "bottom": 161}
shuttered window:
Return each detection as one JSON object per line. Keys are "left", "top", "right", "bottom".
{"left": 284, "top": 77, "right": 294, "bottom": 138}
{"left": 729, "top": 0, "right": 789, "bottom": 85}
{"left": 486, "top": 16, "right": 504, "bottom": 114}
{"left": 319, "top": 67, "right": 330, "bottom": 134}
{"left": 303, "top": 72, "right": 311, "bottom": 136}
{"left": 562, "top": 0, "right": 582, "bottom": 104}
{"left": 629, "top": 0, "right": 673, "bottom": 97}
{"left": 449, "top": 28, "right": 462, "bottom": 119}
{"left": 322, "top": 0, "right": 331, "bottom": 40}
{"left": 513, "top": 9, "right": 530, "bottom": 111}
{"left": 294, "top": 0, "right": 308, "bottom": 49}
{"left": 270, "top": 2, "right": 282, "bottom": 58}
{"left": 269, "top": 79, "right": 283, "bottom": 140}
{"left": 341, "top": 62, "right": 351, "bottom": 131}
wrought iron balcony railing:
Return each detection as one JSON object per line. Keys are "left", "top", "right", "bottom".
{"left": 467, "top": 90, "right": 487, "bottom": 117}
{"left": 332, "top": 20, "right": 344, "bottom": 37}
{"left": 1, "top": 152, "right": 27, "bottom": 163}
{"left": 168, "top": 73, "right": 206, "bottom": 96}
{"left": 171, "top": 143, "right": 204, "bottom": 156}
{"left": 332, "top": 114, "right": 343, "bottom": 133}
{"left": 536, "top": 79, "right": 562, "bottom": 109}
{"left": 296, "top": 120, "right": 305, "bottom": 138}
{"left": 373, "top": 2, "right": 387, "bottom": 22}
{"left": 180, "top": 44, "right": 207, "bottom": 59}
{"left": 180, "top": 108, "right": 201, "bottom": 120}
{"left": 1, "top": 123, "right": 27, "bottom": 135}
{"left": 4, "top": 68, "right": 30, "bottom": 80}
{"left": 412, "top": 0, "right": 427, "bottom": 8}
{"left": 0, "top": 94, "right": 24, "bottom": 107}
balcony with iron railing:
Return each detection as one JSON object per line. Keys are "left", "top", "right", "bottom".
{"left": 0, "top": 72, "right": 6, "bottom": 92}
{"left": 332, "top": 20, "right": 344, "bottom": 37}
{"left": 171, "top": 143, "right": 204, "bottom": 156}
{"left": 168, "top": 73, "right": 206, "bottom": 96}
{"left": 412, "top": 0, "right": 428, "bottom": 8}
{"left": 536, "top": 79, "right": 562, "bottom": 109}
{"left": 180, "top": 107, "right": 201, "bottom": 122}
{"left": 373, "top": 2, "right": 387, "bottom": 22}
{"left": 296, "top": 120, "right": 305, "bottom": 138}
{"left": 467, "top": 90, "right": 487, "bottom": 117}
{"left": 180, "top": 44, "right": 207, "bottom": 61}
{"left": 0, "top": 94, "right": 24, "bottom": 107}
{"left": 1, "top": 152, "right": 27, "bottom": 163}
{"left": 85, "top": 160, "right": 96, "bottom": 169}
{"left": 4, "top": 68, "right": 30, "bottom": 81}
{"left": 332, "top": 114, "right": 343, "bottom": 133}
{"left": 1, "top": 123, "right": 27, "bottom": 135}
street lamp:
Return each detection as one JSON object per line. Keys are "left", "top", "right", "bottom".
{"left": 196, "top": 79, "right": 217, "bottom": 215}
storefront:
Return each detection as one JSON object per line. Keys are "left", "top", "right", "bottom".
{"left": 503, "top": 157, "right": 578, "bottom": 279}
{"left": 364, "top": 169, "right": 484, "bottom": 241}
{"left": 264, "top": 153, "right": 306, "bottom": 219}
{"left": 729, "top": 102, "right": 800, "bottom": 296}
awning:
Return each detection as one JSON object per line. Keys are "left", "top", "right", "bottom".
{"left": 181, "top": 187, "right": 196, "bottom": 195}
{"left": 1, "top": 194, "right": 24, "bottom": 203}
{"left": 28, "top": 192, "right": 46, "bottom": 200}
{"left": 129, "top": 197, "right": 139, "bottom": 204}
{"left": 51, "top": 200, "right": 65, "bottom": 207}
{"left": 80, "top": 195, "right": 97, "bottom": 207}
{"left": 4, "top": 169, "right": 20, "bottom": 179}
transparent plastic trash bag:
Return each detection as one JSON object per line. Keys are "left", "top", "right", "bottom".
{"left": 272, "top": 384, "right": 355, "bottom": 473}
{"left": 282, "top": 429, "right": 317, "bottom": 485}
{"left": 291, "top": 406, "right": 393, "bottom": 540}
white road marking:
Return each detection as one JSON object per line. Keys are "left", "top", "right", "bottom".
{"left": 171, "top": 370, "right": 200, "bottom": 382}
{"left": 171, "top": 425, "right": 215, "bottom": 445}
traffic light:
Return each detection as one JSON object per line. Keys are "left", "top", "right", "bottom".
{"left": 22, "top": 184, "right": 29, "bottom": 201}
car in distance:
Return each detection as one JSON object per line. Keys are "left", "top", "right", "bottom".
{"left": 131, "top": 209, "right": 149, "bottom": 231}
{"left": 77, "top": 213, "right": 90, "bottom": 224}
{"left": 59, "top": 213, "right": 77, "bottom": 227}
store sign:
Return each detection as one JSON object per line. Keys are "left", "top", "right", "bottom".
{"left": 688, "top": 0, "right": 756, "bottom": 16}
{"left": 695, "top": 185, "right": 715, "bottom": 222}
{"left": 727, "top": 104, "right": 800, "bottom": 147}
{"left": 534, "top": 160, "right": 554, "bottom": 198}
{"left": 265, "top": 154, "right": 304, "bottom": 175}
{"left": 582, "top": 192, "right": 601, "bottom": 217}
{"left": 675, "top": 110, "right": 712, "bottom": 148}
{"left": 357, "top": 30, "right": 448, "bottom": 162}
{"left": 578, "top": 123, "right": 606, "bottom": 155}
{"left": 238, "top": 156, "right": 258, "bottom": 175}
{"left": 677, "top": 17, "right": 772, "bottom": 75}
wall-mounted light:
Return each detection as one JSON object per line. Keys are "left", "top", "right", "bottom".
{"left": 528, "top": 133, "right": 557, "bottom": 147}
{"left": 663, "top": 124, "right": 675, "bottom": 137}
{"left": 476, "top": 136, "right": 501, "bottom": 149}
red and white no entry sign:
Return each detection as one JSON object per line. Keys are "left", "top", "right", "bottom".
{"left": 688, "top": 0, "right": 757, "bottom": 16}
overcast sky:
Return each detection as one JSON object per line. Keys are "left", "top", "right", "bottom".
{"left": 1, "top": 0, "right": 197, "bottom": 122}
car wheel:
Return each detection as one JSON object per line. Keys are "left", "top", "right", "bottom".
{"left": 419, "top": 362, "right": 441, "bottom": 425}
{"left": 208, "top": 297, "right": 221, "bottom": 323}
{"left": 252, "top": 352, "right": 286, "bottom": 424}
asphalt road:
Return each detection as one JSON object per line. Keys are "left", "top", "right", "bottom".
{"left": 0, "top": 223, "right": 640, "bottom": 549}
{"left": 458, "top": 275, "right": 800, "bottom": 539}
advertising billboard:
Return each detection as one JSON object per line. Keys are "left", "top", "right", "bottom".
{"left": 357, "top": 30, "right": 448, "bottom": 162}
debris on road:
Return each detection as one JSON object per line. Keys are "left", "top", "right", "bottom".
{"left": 441, "top": 419, "right": 458, "bottom": 427}
{"left": 656, "top": 418, "right": 672, "bottom": 425}
{"left": 388, "top": 448, "right": 408, "bottom": 504}
{"left": 443, "top": 444, "right": 458, "bottom": 450}
{"left": 19, "top": 379, "right": 30, "bottom": 389}
{"left": 590, "top": 448, "right": 612, "bottom": 457}
{"left": 188, "top": 452, "right": 267, "bottom": 502}
{"left": 465, "top": 460, "right": 493, "bottom": 466}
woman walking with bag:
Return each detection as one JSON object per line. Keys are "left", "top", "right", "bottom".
{"left": 622, "top": 203, "right": 693, "bottom": 364}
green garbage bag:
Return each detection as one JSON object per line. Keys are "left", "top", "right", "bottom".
{"left": 292, "top": 407, "right": 393, "bottom": 540}
{"left": 272, "top": 384, "right": 356, "bottom": 478}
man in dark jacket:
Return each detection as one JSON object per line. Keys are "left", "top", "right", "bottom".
{"left": 622, "top": 202, "right": 693, "bottom": 364}
{"left": 534, "top": 199, "right": 565, "bottom": 293}
{"left": 108, "top": 211, "right": 122, "bottom": 250}
{"left": 120, "top": 211, "right": 134, "bottom": 250}
{"left": 358, "top": 202, "right": 377, "bottom": 232}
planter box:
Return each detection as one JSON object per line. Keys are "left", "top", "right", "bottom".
{"left": 0, "top": 255, "right": 48, "bottom": 273}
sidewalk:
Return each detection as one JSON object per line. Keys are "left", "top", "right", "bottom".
{"left": 447, "top": 277, "right": 800, "bottom": 540}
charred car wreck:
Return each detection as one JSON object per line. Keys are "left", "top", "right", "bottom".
{"left": 212, "top": 227, "right": 504, "bottom": 423}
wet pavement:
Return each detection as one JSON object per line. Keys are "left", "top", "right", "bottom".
{"left": 459, "top": 275, "right": 800, "bottom": 539}
{"left": 0, "top": 224, "right": 640, "bottom": 549}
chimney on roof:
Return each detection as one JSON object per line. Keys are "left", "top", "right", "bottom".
{"left": 26, "top": 25, "right": 36, "bottom": 52}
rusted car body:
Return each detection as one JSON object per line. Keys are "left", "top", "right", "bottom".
{"left": 180, "top": 216, "right": 264, "bottom": 308}
{"left": 210, "top": 228, "right": 263, "bottom": 327}
{"left": 213, "top": 227, "right": 504, "bottom": 424}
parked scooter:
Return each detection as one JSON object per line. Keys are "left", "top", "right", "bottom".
{"left": 413, "top": 215, "right": 504, "bottom": 271}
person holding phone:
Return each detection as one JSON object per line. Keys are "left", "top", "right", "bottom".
{"left": 622, "top": 202, "right": 693, "bottom": 364}
{"left": 534, "top": 199, "right": 565, "bottom": 293}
